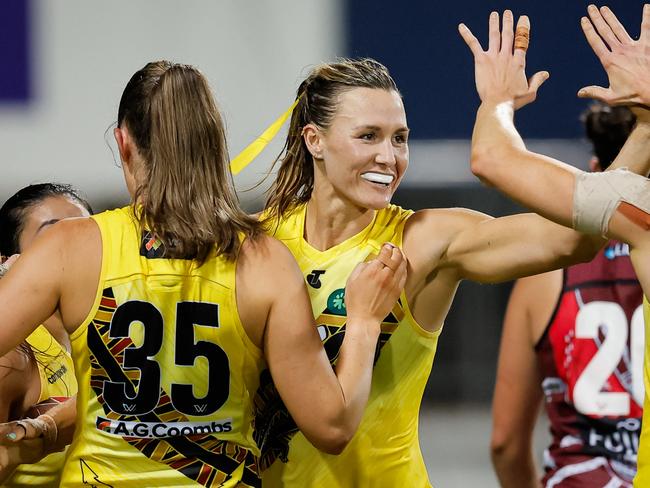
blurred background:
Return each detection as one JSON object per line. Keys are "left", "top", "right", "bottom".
{"left": 1, "top": 0, "right": 646, "bottom": 484}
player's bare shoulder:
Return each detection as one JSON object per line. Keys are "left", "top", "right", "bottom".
{"left": 237, "top": 234, "right": 304, "bottom": 304}
{"left": 404, "top": 207, "right": 493, "bottom": 267}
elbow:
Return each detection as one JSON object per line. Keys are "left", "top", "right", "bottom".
{"left": 304, "top": 422, "right": 354, "bottom": 455}
{"left": 490, "top": 430, "right": 523, "bottom": 468}
{"left": 470, "top": 145, "right": 502, "bottom": 186}
{"left": 559, "top": 234, "right": 603, "bottom": 266}
{"left": 470, "top": 146, "right": 490, "bottom": 181}
{"left": 490, "top": 435, "right": 509, "bottom": 464}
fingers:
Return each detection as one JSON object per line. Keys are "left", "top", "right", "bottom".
{"left": 458, "top": 23, "right": 483, "bottom": 56}
{"left": 581, "top": 15, "right": 610, "bottom": 60}
{"left": 375, "top": 244, "right": 404, "bottom": 272}
{"left": 488, "top": 11, "right": 500, "bottom": 53}
{"left": 528, "top": 71, "right": 550, "bottom": 93}
{"left": 642, "top": 4, "right": 650, "bottom": 42}
{"left": 587, "top": 4, "right": 619, "bottom": 49}
{"left": 0, "top": 423, "right": 27, "bottom": 443}
{"left": 375, "top": 243, "right": 394, "bottom": 268}
{"left": 500, "top": 10, "right": 514, "bottom": 55}
{"left": 513, "top": 15, "right": 530, "bottom": 53}
{"left": 577, "top": 84, "right": 612, "bottom": 103}
{"left": 600, "top": 6, "right": 632, "bottom": 43}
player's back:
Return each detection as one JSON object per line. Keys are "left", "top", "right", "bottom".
{"left": 537, "top": 241, "right": 642, "bottom": 487}
{"left": 61, "top": 206, "right": 264, "bottom": 487}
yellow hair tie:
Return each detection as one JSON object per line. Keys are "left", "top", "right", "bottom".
{"left": 230, "top": 98, "right": 300, "bottom": 175}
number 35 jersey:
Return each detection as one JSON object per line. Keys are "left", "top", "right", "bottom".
{"left": 61, "top": 207, "right": 265, "bottom": 488}
{"left": 537, "top": 241, "right": 643, "bottom": 487}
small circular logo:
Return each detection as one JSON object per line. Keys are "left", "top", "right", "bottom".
{"left": 327, "top": 288, "right": 346, "bottom": 316}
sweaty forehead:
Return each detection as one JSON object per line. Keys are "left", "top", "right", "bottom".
{"left": 333, "top": 88, "right": 406, "bottom": 127}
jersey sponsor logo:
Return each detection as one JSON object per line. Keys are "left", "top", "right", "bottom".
{"left": 306, "top": 269, "right": 326, "bottom": 288}
{"left": 327, "top": 288, "right": 346, "bottom": 315}
{"left": 47, "top": 363, "right": 68, "bottom": 384}
{"left": 96, "top": 416, "right": 233, "bottom": 439}
{"left": 585, "top": 418, "right": 640, "bottom": 463}
{"left": 604, "top": 242, "right": 630, "bottom": 260}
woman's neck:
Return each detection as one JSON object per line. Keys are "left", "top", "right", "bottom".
{"left": 303, "top": 188, "right": 375, "bottom": 251}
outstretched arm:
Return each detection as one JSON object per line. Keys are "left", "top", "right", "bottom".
{"left": 461, "top": 7, "right": 650, "bottom": 228}
{"left": 422, "top": 11, "right": 595, "bottom": 283}
{"left": 450, "top": 9, "right": 650, "bottom": 284}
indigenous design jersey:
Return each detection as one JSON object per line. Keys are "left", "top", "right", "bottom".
{"left": 259, "top": 204, "right": 440, "bottom": 488}
{"left": 6, "top": 325, "right": 77, "bottom": 487}
{"left": 60, "top": 207, "right": 265, "bottom": 488}
{"left": 536, "top": 241, "right": 643, "bottom": 487}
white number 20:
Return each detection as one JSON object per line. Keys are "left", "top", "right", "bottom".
{"left": 573, "top": 302, "right": 644, "bottom": 416}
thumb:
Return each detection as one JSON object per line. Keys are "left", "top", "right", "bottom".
{"left": 529, "top": 71, "right": 550, "bottom": 93}
{"left": 577, "top": 85, "right": 611, "bottom": 102}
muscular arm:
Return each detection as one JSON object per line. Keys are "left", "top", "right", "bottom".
{"left": 451, "top": 9, "right": 650, "bottom": 283}
{"left": 437, "top": 208, "right": 599, "bottom": 283}
{"left": 470, "top": 102, "right": 650, "bottom": 231}
{"left": 491, "top": 272, "right": 561, "bottom": 488}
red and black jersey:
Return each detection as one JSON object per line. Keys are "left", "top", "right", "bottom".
{"left": 536, "top": 241, "right": 643, "bottom": 487}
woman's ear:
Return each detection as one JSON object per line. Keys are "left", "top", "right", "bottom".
{"left": 114, "top": 126, "right": 132, "bottom": 166}
{"left": 302, "top": 124, "right": 323, "bottom": 160}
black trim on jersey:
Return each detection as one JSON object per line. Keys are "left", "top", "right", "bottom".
{"left": 562, "top": 278, "right": 640, "bottom": 292}
{"left": 533, "top": 269, "right": 566, "bottom": 352}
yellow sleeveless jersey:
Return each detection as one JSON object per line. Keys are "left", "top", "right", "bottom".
{"left": 60, "top": 207, "right": 265, "bottom": 488}
{"left": 258, "top": 204, "right": 441, "bottom": 488}
{"left": 5, "top": 326, "right": 76, "bottom": 487}
{"left": 635, "top": 296, "right": 650, "bottom": 487}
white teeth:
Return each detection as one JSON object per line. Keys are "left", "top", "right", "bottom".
{"left": 361, "top": 172, "right": 394, "bottom": 185}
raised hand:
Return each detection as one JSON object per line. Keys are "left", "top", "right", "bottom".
{"left": 579, "top": 4, "right": 650, "bottom": 106}
{"left": 459, "top": 10, "right": 549, "bottom": 110}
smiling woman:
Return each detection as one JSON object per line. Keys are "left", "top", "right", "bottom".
{"left": 257, "top": 53, "right": 650, "bottom": 487}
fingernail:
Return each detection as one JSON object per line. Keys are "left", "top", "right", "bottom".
{"left": 6, "top": 433, "right": 17, "bottom": 440}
